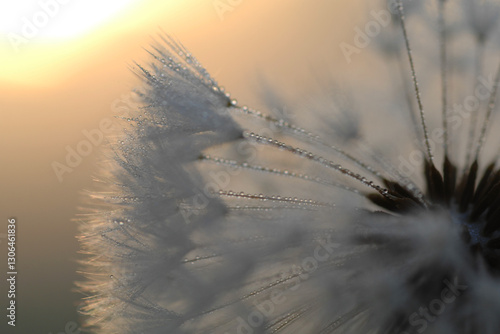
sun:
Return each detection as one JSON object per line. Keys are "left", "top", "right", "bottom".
{"left": 0, "top": 0, "right": 225, "bottom": 86}
{"left": 0, "top": 0, "right": 140, "bottom": 47}
{"left": 0, "top": 0, "right": 194, "bottom": 86}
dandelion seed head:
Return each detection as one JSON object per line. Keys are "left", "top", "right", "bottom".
{"left": 79, "top": 1, "right": 500, "bottom": 333}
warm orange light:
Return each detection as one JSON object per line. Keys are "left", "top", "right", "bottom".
{"left": 0, "top": 1, "right": 140, "bottom": 45}
{"left": 0, "top": 0, "right": 199, "bottom": 86}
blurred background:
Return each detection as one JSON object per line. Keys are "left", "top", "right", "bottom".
{"left": 0, "top": 1, "right": 365, "bottom": 332}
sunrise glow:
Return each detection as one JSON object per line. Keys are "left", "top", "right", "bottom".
{"left": 0, "top": 0, "right": 140, "bottom": 42}
{"left": 0, "top": 0, "right": 199, "bottom": 86}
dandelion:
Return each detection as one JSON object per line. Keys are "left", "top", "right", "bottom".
{"left": 79, "top": 0, "right": 500, "bottom": 333}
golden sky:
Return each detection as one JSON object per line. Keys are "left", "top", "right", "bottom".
{"left": 0, "top": 1, "right": 211, "bottom": 86}
{"left": 0, "top": 0, "right": 358, "bottom": 86}
{"left": 1, "top": 0, "right": 359, "bottom": 184}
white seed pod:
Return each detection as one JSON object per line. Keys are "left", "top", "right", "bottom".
{"left": 79, "top": 2, "right": 500, "bottom": 334}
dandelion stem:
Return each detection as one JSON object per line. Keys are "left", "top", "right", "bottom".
{"left": 200, "top": 154, "right": 362, "bottom": 195}
{"left": 464, "top": 40, "right": 485, "bottom": 169}
{"left": 217, "top": 190, "right": 335, "bottom": 208}
{"left": 396, "top": 0, "right": 434, "bottom": 162}
{"left": 242, "top": 131, "right": 392, "bottom": 198}
{"left": 356, "top": 140, "right": 426, "bottom": 202}
{"left": 396, "top": 49, "right": 423, "bottom": 151}
{"left": 233, "top": 106, "right": 387, "bottom": 180}
{"left": 474, "top": 60, "right": 500, "bottom": 160}
{"left": 438, "top": 0, "right": 449, "bottom": 156}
